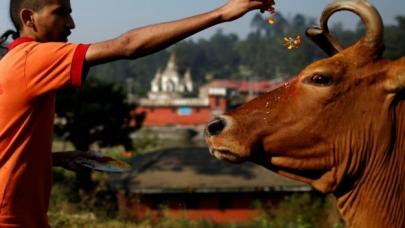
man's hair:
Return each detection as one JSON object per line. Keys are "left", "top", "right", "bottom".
{"left": 1, "top": 0, "right": 53, "bottom": 47}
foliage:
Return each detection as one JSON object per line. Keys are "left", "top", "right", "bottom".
{"left": 54, "top": 78, "right": 138, "bottom": 151}
{"left": 384, "top": 16, "right": 405, "bottom": 59}
{"left": 89, "top": 52, "right": 170, "bottom": 97}
{"left": 269, "top": 193, "right": 325, "bottom": 227}
{"left": 248, "top": 193, "right": 343, "bottom": 228}
{"left": 131, "top": 128, "right": 159, "bottom": 153}
{"left": 50, "top": 166, "right": 121, "bottom": 219}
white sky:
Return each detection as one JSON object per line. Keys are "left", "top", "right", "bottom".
{"left": 0, "top": 0, "right": 403, "bottom": 43}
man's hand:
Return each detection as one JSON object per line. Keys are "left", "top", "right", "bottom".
{"left": 53, "top": 151, "right": 96, "bottom": 172}
{"left": 219, "top": 0, "right": 274, "bottom": 22}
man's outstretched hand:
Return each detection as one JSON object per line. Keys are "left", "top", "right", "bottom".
{"left": 219, "top": 0, "right": 275, "bottom": 22}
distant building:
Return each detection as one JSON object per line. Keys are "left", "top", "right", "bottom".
{"left": 111, "top": 147, "right": 312, "bottom": 223}
{"left": 132, "top": 54, "right": 281, "bottom": 127}
{"left": 149, "top": 54, "right": 193, "bottom": 98}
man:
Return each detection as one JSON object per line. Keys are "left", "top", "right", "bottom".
{"left": 0, "top": 0, "right": 274, "bottom": 227}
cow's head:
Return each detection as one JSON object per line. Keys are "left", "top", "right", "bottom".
{"left": 205, "top": 0, "right": 405, "bottom": 194}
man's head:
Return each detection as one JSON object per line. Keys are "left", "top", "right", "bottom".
{"left": 11, "top": 0, "right": 75, "bottom": 42}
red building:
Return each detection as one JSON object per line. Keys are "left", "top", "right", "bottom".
{"left": 111, "top": 148, "right": 312, "bottom": 223}
{"left": 133, "top": 54, "right": 280, "bottom": 127}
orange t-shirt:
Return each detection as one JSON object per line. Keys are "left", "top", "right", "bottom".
{"left": 0, "top": 37, "right": 89, "bottom": 227}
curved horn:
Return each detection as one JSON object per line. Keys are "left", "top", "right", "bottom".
{"left": 306, "top": 0, "right": 384, "bottom": 56}
{"left": 306, "top": 26, "right": 343, "bottom": 56}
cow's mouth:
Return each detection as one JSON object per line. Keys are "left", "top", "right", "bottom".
{"left": 208, "top": 147, "right": 245, "bottom": 163}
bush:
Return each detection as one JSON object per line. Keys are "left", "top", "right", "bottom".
{"left": 248, "top": 193, "right": 343, "bottom": 228}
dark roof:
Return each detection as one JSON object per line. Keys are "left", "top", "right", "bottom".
{"left": 110, "top": 147, "right": 311, "bottom": 194}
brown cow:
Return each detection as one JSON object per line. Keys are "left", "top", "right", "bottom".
{"left": 205, "top": 0, "right": 405, "bottom": 227}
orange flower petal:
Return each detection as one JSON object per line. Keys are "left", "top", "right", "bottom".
{"left": 268, "top": 17, "right": 275, "bottom": 24}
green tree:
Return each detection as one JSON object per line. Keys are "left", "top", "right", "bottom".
{"left": 89, "top": 51, "right": 169, "bottom": 96}
{"left": 173, "top": 38, "right": 209, "bottom": 85}
{"left": 55, "top": 79, "right": 138, "bottom": 152}
{"left": 251, "top": 13, "right": 268, "bottom": 37}
{"left": 174, "top": 30, "right": 241, "bottom": 82}
{"left": 384, "top": 16, "right": 405, "bottom": 59}
{"left": 54, "top": 78, "right": 143, "bottom": 194}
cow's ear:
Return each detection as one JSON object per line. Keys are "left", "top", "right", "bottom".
{"left": 385, "top": 58, "right": 405, "bottom": 93}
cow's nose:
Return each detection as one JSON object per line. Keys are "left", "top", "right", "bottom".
{"left": 206, "top": 117, "right": 227, "bottom": 136}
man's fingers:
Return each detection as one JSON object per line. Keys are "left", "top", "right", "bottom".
{"left": 249, "top": 0, "right": 273, "bottom": 12}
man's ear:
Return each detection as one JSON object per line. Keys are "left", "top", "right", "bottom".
{"left": 20, "top": 8, "right": 35, "bottom": 29}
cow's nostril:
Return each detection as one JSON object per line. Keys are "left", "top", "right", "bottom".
{"left": 207, "top": 118, "right": 227, "bottom": 136}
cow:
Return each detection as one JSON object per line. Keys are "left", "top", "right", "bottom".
{"left": 205, "top": 0, "right": 405, "bottom": 227}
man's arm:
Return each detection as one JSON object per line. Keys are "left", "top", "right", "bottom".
{"left": 85, "top": 0, "right": 271, "bottom": 66}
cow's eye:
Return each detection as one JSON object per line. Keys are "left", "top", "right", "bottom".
{"left": 308, "top": 73, "right": 332, "bottom": 86}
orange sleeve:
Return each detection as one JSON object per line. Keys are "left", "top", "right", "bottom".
{"left": 24, "top": 42, "right": 90, "bottom": 96}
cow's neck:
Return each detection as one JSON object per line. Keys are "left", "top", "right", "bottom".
{"left": 336, "top": 157, "right": 405, "bottom": 227}
{"left": 336, "top": 102, "right": 405, "bottom": 228}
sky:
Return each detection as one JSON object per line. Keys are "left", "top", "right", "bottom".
{"left": 0, "top": 0, "right": 404, "bottom": 43}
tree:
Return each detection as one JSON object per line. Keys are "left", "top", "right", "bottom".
{"left": 55, "top": 78, "right": 142, "bottom": 193}
{"left": 89, "top": 51, "right": 169, "bottom": 96}
{"left": 384, "top": 16, "right": 405, "bottom": 59}
{"left": 55, "top": 79, "right": 139, "bottom": 152}
{"left": 250, "top": 13, "right": 267, "bottom": 37}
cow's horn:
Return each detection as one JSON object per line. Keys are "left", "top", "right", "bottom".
{"left": 306, "top": 0, "right": 384, "bottom": 56}
{"left": 306, "top": 26, "right": 343, "bottom": 56}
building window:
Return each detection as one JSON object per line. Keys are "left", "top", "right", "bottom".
{"left": 177, "top": 107, "right": 192, "bottom": 116}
